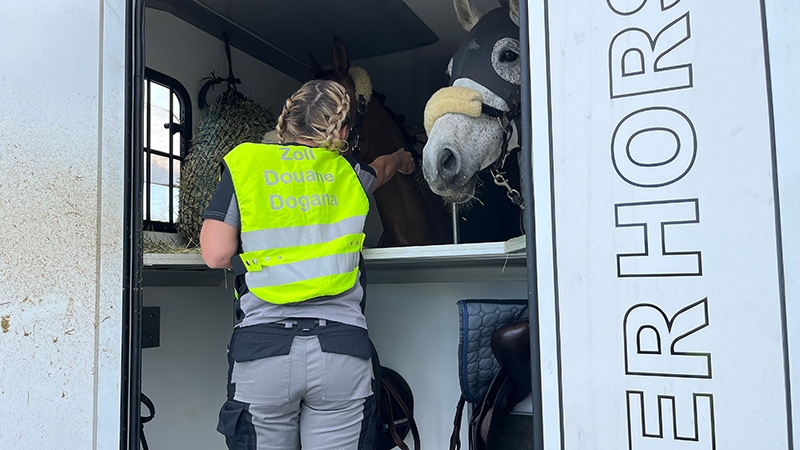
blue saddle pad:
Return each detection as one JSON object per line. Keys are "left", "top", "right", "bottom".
{"left": 457, "top": 299, "right": 528, "bottom": 403}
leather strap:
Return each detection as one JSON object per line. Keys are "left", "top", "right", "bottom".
{"left": 382, "top": 375, "right": 421, "bottom": 450}
{"left": 140, "top": 393, "right": 156, "bottom": 450}
{"left": 449, "top": 395, "right": 467, "bottom": 450}
{"left": 470, "top": 368, "right": 508, "bottom": 450}
{"left": 482, "top": 377, "right": 514, "bottom": 449}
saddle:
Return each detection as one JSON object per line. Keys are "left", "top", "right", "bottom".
{"left": 450, "top": 300, "right": 531, "bottom": 450}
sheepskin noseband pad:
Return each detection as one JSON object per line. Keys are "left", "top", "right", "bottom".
{"left": 424, "top": 86, "right": 483, "bottom": 136}
{"left": 348, "top": 67, "right": 372, "bottom": 104}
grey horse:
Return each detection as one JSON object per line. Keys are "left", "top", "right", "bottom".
{"left": 422, "top": 0, "right": 522, "bottom": 205}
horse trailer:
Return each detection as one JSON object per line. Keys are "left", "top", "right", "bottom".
{"left": 0, "top": 0, "right": 797, "bottom": 449}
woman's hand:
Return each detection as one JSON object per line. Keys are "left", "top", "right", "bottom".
{"left": 370, "top": 147, "right": 417, "bottom": 190}
{"left": 393, "top": 148, "right": 416, "bottom": 175}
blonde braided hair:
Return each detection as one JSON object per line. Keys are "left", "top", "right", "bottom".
{"left": 276, "top": 80, "right": 351, "bottom": 152}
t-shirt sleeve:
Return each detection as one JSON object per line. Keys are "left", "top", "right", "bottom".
{"left": 344, "top": 155, "right": 377, "bottom": 195}
{"left": 202, "top": 162, "right": 241, "bottom": 230}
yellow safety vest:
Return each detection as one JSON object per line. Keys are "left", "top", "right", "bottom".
{"left": 224, "top": 143, "right": 370, "bottom": 304}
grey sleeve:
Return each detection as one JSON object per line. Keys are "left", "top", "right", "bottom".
{"left": 202, "top": 163, "right": 241, "bottom": 230}
{"left": 345, "top": 156, "right": 377, "bottom": 194}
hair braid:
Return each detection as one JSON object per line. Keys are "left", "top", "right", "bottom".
{"left": 323, "top": 89, "right": 350, "bottom": 150}
{"left": 275, "top": 79, "right": 351, "bottom": 151}
{"left": 276, "top": 94, "right": 296, "bottom": 144}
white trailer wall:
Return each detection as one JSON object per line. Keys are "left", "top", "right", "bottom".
{"left": 528, "top": 0, "right": 800, "bottom": 448}
{"left": 0, "top": 1, "right": 127, "bottom": 449}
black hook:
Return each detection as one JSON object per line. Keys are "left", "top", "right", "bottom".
{"left": 198, "top": 32, "right": 242, "bottom": 108}
{"left": 222, "top": 33, "right": 241, "bottom": 92}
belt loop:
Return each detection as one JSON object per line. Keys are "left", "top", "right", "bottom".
{"left": 296, "top": 318, "right": 316, "bottom": 331}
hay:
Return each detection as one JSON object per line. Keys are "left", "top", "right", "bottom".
{"left": 176, "top": 91, "right": 278, "bottom": 245}
{"left": 143, "top": 233, "right": 201, "bottom": 254}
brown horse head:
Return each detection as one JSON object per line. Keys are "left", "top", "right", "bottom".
{"left": 310, "top": 37, "right": 452, "bottom": 247}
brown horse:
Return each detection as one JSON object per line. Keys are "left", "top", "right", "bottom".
{"left": 312, "top": 38, "right": 452, "bottom": 248}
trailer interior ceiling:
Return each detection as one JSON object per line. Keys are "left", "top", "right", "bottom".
{"left": 147, "top": 0, "right": 438, "bottom": 80}
{"left": 146, "top": 0, "right": 503, "bottom": 126}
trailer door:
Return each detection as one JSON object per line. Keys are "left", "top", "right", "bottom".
{"left": 526, "top": 0, "right": 800, "bottom": 448}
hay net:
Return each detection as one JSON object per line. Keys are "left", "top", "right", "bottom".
{"left": 176, "top": 91, "right": 278, "bottom": 245}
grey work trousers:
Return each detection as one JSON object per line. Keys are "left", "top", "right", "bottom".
{"left": 220, "top": 334, "right": 375, "bottom": 450}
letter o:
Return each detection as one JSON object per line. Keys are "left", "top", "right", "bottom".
{"left": 292, "top": 150, "right": 304, "bottom": 160}
{"left": 611, "top": 107, "right": 696, "bottom": 188}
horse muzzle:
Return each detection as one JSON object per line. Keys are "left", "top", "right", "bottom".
{"left": 422, "top": 134, "right": 483, "bottom": 204}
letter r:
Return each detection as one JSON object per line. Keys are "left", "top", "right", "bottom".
{"left": 623, "top": 299, "right": 711, "bottom": 378}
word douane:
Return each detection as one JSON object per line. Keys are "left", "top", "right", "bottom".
{"left": 265, "top": 169, "right": 335, "bottom": 186}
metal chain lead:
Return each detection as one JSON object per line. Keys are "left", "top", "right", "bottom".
{"left": 490, "top": 166, "right": 524, "bottom": 209}
{"left": 488, "top": 111, "right": 524, "bottom": 210}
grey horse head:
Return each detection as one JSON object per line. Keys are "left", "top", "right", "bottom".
{"left": 422, "top": 0, "right": 521, "bottom": 204}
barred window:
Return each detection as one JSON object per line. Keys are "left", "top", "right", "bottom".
{"left": 143, "top": 68, "right": 192, "bottom": 232}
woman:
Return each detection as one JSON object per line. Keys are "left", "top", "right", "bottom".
{"left": 200, "top": 79, "right": 415, "bottom": 450}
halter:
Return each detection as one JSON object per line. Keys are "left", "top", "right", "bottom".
{"left": 348, "top": 93, "right": 368, "bottom": 157}
{"left": 481, "top": 102, "right": 523, "bottom": 209}
{"left": 346, "top": 67, "right": 372, "bottom": 158}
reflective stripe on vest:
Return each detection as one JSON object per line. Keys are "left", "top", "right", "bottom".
{"left": 224, "top": 143, "right": 369, "bottom": 304}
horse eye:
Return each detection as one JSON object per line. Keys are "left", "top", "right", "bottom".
{"left": 501, "top": 50, "right": 519, "bottom": 62}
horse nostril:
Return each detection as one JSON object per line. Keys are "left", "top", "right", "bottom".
{"left": 438, "top": 147, "right": 460, "bottom": 181}
{"left": 441, "top": 149, "right": 455, "bottom": 170}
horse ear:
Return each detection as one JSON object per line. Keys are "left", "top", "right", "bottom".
{"left": 454, "top": 0, "right": 483, "bottom": 32}
{"left": 508, "top": 0, "right": 520, "bottom": 26}
{"left": 497, "top": 0, "right": 519, "bottom": 26}
{"left": 331, "top": 36, "right": 350, "bottom": 77}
